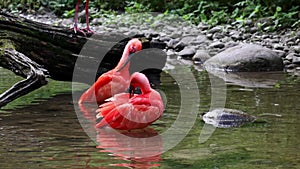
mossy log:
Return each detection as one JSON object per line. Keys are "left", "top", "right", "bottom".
{"left": 0, "top": 12, "right": 166, "bottom": 108}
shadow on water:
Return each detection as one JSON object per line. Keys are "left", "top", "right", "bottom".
{"left": 1, "top": 66, "right": 300, "bottom": 168}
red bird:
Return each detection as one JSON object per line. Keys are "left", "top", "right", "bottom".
{"left": 73, "top": 0, "right": 93, "bottom": 35}
{"left": 78, "top": 38, "right": 142, "bottom": 105}
{"left": 95, "top": 72, "right": 164, "bottom": 130}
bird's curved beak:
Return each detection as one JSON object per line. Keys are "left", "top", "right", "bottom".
{"left": 129, "top": 85, "right": 135, "bottom": 98}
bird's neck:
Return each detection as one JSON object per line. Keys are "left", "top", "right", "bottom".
{"left": 115, "top": 49, "right": 130, "bottom": 71}
{"left": 140, "top": 83, "right": 152, "bottom": 94}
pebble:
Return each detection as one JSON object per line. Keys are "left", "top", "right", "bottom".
{"left": 196, "top": 35, "right": 208, "bottom": 43}
{"left": 273, "top": 50, "right": 286, "bottom": 58}
{"left": 292, "top": 56, "right": 300, "bottom": 64}
{"left": 273, "top": 44, "right": 284, "bottom": 50}
{"left": 292, "top": 46, "right": 300, "bottom": 53}
{"left": 180, "top": 36, "right": 196, "bottom": 45}
{"left": 192, "top": 50, "right": 211, "bottom": 63}
{"left": 209, "top": 41, "right": 225, "bottom": 49}
{"left": 283, "top": 60, "right": 291, "bottom": 65}
{"left": 285, "top": 64, "right": 296, "bottom": 69}
{"left": 177, "top": 47, "right": 196, "bottom": 58}
{"left": 212, "top": 32, "right": 225, "bottom": 40}
{"left": 167, "top": 39, "right": 180, "bottom": 48}
{"left": 208, "top": 26, "right": 223, "bottom": 34}
{"left": 285, "top": 53, "right": 296, "bottom": 61}
{"left": 174, "top": 41, "right": 186, "bottom": 51}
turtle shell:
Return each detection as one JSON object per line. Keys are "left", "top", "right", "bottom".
{"left": 202, "top": 108, "right": 256, "bottom": 128}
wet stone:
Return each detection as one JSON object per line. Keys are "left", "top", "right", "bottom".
{"left": 170, "top": 31, "right": 182, "bottom": 39}
{"left": 174, "top": 41, "right": 187, "bottom": 51}
{"left": 177, "top": 47, "right": 196, "bottom": 58}
{"left": 292, "top": 56, "right": 300, "bottom": 64}
{"left": 283, "top": 60, "right": 291, "bottom": 65}
{"left": 212, "top": 32, "right": 225, "bottom": 40}
{"left": 180, "top": 36, "right": 196, "bottom": 45}
{"left": 192, "top": 50, "right": 211, "bottom": 63}
{"left": 208, "top": 26, "right": 223, "bottom": 34}
{"left": 204, "top": 44, "right": 283, "bottom": 72}
{"left": 285, "top": 64, "right": 296, "bottom": 69}
{"left": 273, "top": 44, "right": 284, "bottom": 50}
{"left": 285, "top": 53, "right": 296, "bottom": 61}
{"left": 209, "top": 41, "right": 225, "bottom": 49}
{"left": 197, "top": 23, "right": 209, "bottom": 30}
{"left": 206, "top": 33, "right": 213, "bottom": 40}
{"left": 292, "top": 46, "right": 300, "bottom": 53}
{"left": 273, "top": 50, "right": 286, "bottom": 58}
{"left": 196, "top": 35, "right": 209, "bottom": 44}
{"left": 159, "top": 36, "right": 171, "bottom": 42}
{"left": 167, "top": 39, "right": 180, "bottom": 48}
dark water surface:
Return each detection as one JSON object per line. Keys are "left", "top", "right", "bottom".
{"left": 1, "top": 66, "right": 300, "bottom": 168}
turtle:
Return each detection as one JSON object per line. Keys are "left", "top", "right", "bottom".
{"left": 201, "top": 108, "right": 256, "bottom": 128}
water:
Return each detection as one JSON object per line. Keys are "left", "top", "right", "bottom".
{"left": 1, "top": 65, "right": 300, "bottom": 168}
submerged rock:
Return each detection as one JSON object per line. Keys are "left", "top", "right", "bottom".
{"left": 201, "top": 108, "right": 256, "bottom": 128}
{"left": 204, "top": 44, "right": 284, "bottom": 72}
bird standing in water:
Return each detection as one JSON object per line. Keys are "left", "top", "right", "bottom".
{"left": 78, "top": 38, "right": 143, "bottom": 105}
{"left": 95, "top": 72, "right": 164, "bottom": 130}
{"left": 73, "top": 0, "right": 93, "bottom": 35}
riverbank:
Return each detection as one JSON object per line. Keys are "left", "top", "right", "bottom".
{"left": 20, "top": 11, "right": 300, "bottom": 75}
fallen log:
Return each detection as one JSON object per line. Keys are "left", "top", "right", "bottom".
{"left": 0, "top": 11, "right": 166, "bottom": 108}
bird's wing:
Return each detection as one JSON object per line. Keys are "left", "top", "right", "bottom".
{"left": 78, "top": 72, "right": 113, "bottom": 104}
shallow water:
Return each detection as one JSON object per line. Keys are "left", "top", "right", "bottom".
{"left": 1, "top": 65, "right": 300, "bottom": 168}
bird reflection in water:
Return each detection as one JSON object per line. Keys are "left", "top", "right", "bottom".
{"left": 96, "top": 127, "right": 162, "bottom": 168}
{"left": 78, "top": 103, "right": 163, "bottom": 168}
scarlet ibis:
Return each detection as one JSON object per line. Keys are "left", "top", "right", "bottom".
{"left": 95, "top": 72, "right": 164, "bottom": 130}
{"left": 78, "top": 38, "right": 143, "bottom": 105}
{"left": 73, "top": 0, "right": 93, "bottom": 35}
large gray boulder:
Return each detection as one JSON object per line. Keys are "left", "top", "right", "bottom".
{"left": 204, "top": 44, "right": 284, "bottom": 71}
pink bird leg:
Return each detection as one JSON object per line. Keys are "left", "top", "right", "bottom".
{"left": 73, "top": 0, "right": 94, "bottom": 35}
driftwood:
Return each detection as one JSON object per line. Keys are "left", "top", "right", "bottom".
{"left": 0, "top": 12, "right": 166, "bottom": 108}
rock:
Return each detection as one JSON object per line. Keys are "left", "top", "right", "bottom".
{"left": 192, "top": 50, "right": 211, "bottom": 63}
{"left": 273, "top": 44, "right": 284, "bottom": 50}
{"left": 262, "top": 35, "right": 270, "bottom": 39}
{"left": 285, "top": 53, "right": 296, "bottom": 61}
{"left": 292, "top": 46, "right": 300, "bottom": 53}
{"left": 177, "top": 47, "right": 196, "bottom": 58}
{"left": 166, "top": 50, "right": 176, "bottom": 56}
{"left": 273, "top": 50, "right": 286, "bottom": 58}
{"left": 208, "top": 26, "right": 223, "bottom": 34}
{"left": 167, "top": 39, "right": 180, "bottom": 48}
{"left": 230, "top": 30, "right": 242, "bottom": 40}
{"left": 225, "top": 41, "right": 240, "bottom": 49}
{"left": 180, "top": 36, "right": 196, "bottom": 45}
{"left": 285, "top": 64, "right": 296, "bottom": 69}
{"left": 159, "top": 36, "right": 171, "bottom": 42}
{"left": 283, "top": 60, "right": 291, "bottom": 65}
{"left": 292, "top": 56, "right": 300, "bottom": 64}
{"left": 212, "top": 32, "right": 225, "bottom": 40}
{"left": 206, "top": 33, "right": 213, "bottom": 40}
{"left": 249, "top": 27, "right": 258, "bottom": 33}
{"left": 197, "top": 23, "right": 209, "bottom": 30}
{"left": 209, "top": 41, "right": 225, "bottom": 49}
{"left": 196, "top": 35, "right": 208, "bottom": 43}
{"left": 174, "top": 41, "right": 187, "bottom": 52}
{"left": 170, "top": 31, "right": 182, "bottom": 39}
{"left": 204, "top": 44, "right": 284, "bottom": 72}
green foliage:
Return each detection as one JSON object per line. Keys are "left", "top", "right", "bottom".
{"left": 0, "top": 0, "right": 299, "bottom": 30}
{"left": 124, "top": 1, "right": 150, "bottom": 13}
